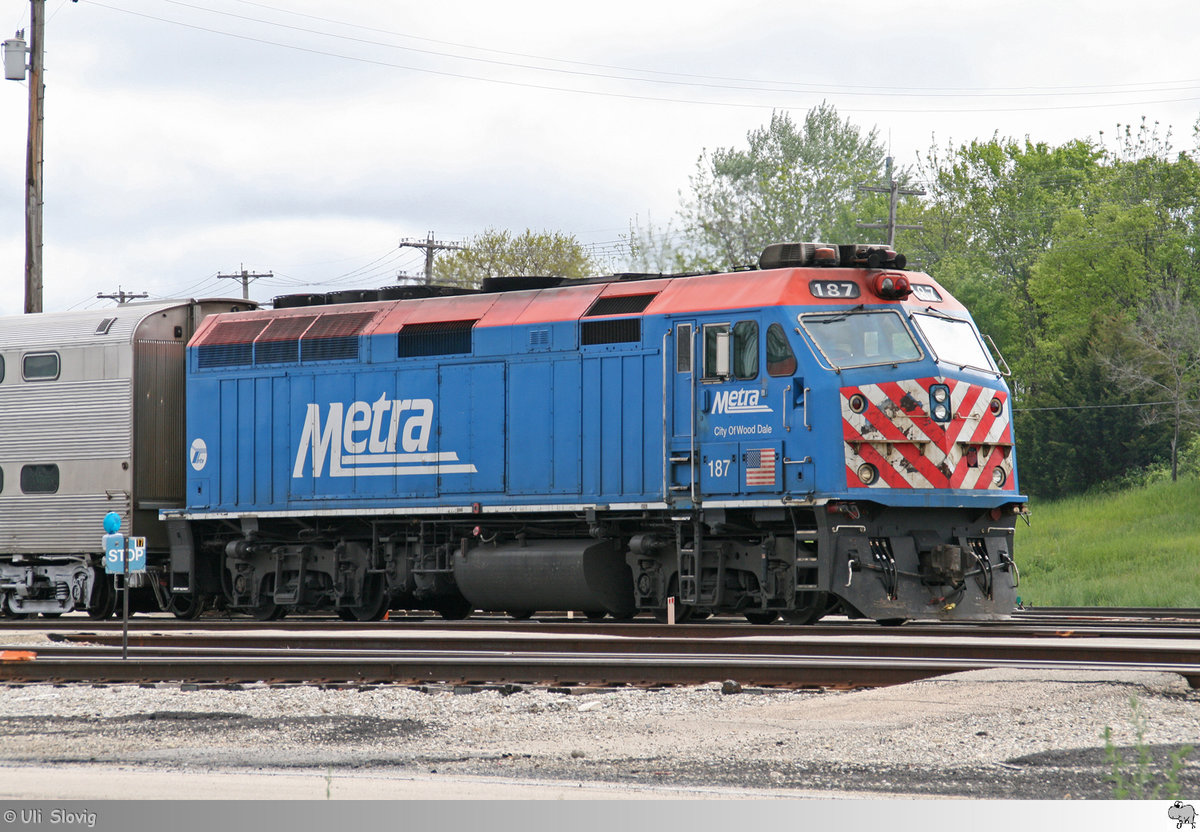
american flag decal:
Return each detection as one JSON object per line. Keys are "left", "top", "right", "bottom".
{"left": 744, "top": 448, "right": 777, "bottom": 486}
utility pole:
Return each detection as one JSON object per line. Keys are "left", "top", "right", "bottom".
{"left": 399, "top": 231, "right": 464, "bottom": 284}
{"left": 217, "top": 266, "right": 272, "bottom": 300}
{"left": 96, "top": 287, "right": 149, "bottom": 305}
{"left": 4, "top": 1, "right": 44, "bottom": 313}
{"left": 857, "top": 157, "right": 925, "bottom": 247}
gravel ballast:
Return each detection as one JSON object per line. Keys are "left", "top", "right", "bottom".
{"left": 0, "top": 668, "right": 1196, "bottom": 798}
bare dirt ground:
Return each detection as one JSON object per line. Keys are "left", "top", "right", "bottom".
{"left": 0, "top": 668, "right": 1196, "bottom": 799}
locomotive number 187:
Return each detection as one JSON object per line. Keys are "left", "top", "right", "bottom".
{"left": 808, "top": 280, "right": 861, "bottom": 299}
{"left": 707, "top": 458, "right": 732, "bottom": 478}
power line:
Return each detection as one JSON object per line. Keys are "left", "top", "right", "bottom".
{"left": 1014, "top": 399, "right": 1200, "bottom": 413}
{"left": 80, "top": 2, "right": 1200, "bottom": 115}
{"left": 399, "top": 232, "right": 464, "bottom": 285}
{"left": 857, "top": 156, "right": 925, "bottom": 247}
{"left": 217, "top": 265, "right": 272, "bottom": 300}
{"left": 177, "top": 1, "right": 1200, "bottom": 99}
{"left": 96, "top": 286, "right": 148, "bottom": 304}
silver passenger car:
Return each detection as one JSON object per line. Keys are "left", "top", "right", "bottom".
{"left": 0, "top": 299, "right": 251, "bottom": 617}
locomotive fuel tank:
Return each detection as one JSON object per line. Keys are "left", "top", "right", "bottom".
{"left": 452, "top": 539, "right": 636, "bottom": 618}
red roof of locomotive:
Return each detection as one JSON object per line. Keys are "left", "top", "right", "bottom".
{"left": 190, "top": 266, "right": 964, "bottom": 347}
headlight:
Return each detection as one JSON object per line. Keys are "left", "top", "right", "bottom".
{"left": 857, "top": 463, "right": 879, "bottom": 485}
{"left": 929, "top": 384, "right": 952, "bottom": 422}
{"left": 991, "top": 467, "right": 1007, "bottom": 487}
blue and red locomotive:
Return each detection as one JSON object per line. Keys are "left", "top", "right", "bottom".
{"left": 158, "top": 241, "right": 1026, "bottom": 623}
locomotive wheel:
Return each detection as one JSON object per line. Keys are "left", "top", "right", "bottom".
{"left": 168, "top": 593, "right": 205, "bottom": 620}
{"left": 338, "top": 603, "right": 388, "bottom": 622}
{"left": 1, "top": 595, "right": 30, "bottom": 620}
{"left": 87, "top": 574, "right": 117, "bottom": 620}
{"left": 250, "top": 599, "right": 286, "bottom": 621}
{"left": 339, "top": 595, "right": 390, "bottom": 621}
{"left": 507, "top": 610, "right": 534, "bottom": 620}
{"left": 653, "top": 601, "right": 693, "bottom": 623}
{"left": 781, "top": 591, "right": 832, "bottom": 626}
{"left": 584, "top": 610, "right": 606, "bottom": 621}
{"left": 653, "top": 578, "right": 693, "bottom": 623}
{"left": 337, "top": 576, "right": 390, "bottom": 622}
{"left": 744, "top": 610, "right": 779, "bottom": 625}
{"left": 249, "top": 575, "right": 287, "bottom": 621}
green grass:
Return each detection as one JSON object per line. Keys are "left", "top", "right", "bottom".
{"left": 1015, "top": 478, "right": 1200, "bottom": 607}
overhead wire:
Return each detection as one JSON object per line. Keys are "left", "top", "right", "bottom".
{"left": 147, "top": 0, "right": 1200, "bottom": 102}
{"left": 210, "top": 0, "right": 1200, "bottom": 99}
{"left": 79, "top": 1, "right": 1200, "bottom": 114}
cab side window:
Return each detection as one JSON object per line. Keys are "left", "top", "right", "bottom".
{"left": 732, "top": 321, "right": 758, "bottom": 380}
{"left": 702, "top": 324, "right": 730, "bottom": 380}
{"left": 704, "top": 321, "right": 760, "bottom": 380}
{"left": 676, "top": 323, "right": 692, "bottom": 373}
{"left": 766, "top": 323, "right": 797, "bottom": 376}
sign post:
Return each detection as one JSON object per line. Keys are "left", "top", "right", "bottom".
{"left": 102, "top": 513, "right": 145, "bottom": 660}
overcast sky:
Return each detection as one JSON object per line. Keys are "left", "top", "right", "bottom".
{"left": 0, "top": 0, "right": 1197, "bottom": 316}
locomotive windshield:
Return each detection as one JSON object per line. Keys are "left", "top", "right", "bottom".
{"left": 799, "top": 310, "right": 922, "bottom": 368}
{"left": 911, "top": 312, "right": 996, "bottom": 373}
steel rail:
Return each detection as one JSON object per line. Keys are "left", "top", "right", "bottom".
{"left": 3, "top": 627, "right": 1199, "bottom": 688}
{"left": 46, "top": 632, "right": 1200, "bottom": 669}
{"left": 6, "top": 614, "right": 1200, "bottom": 639}
{"left": 1, "top": 651, "right": 1198, "bottom": 689}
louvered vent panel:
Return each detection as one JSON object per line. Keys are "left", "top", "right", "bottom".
{"left": 254, "top": 315, "right": 316, "bottom": 365}
{"left": 197, "top": 343, "right": 253, "bottom": 368}
{"left": 580, "top": 319, "right": 641, "bottom": 345}
{"left": 201, "top": 319, "right": 270, "bottom": 345}
{"left": 299, "top": 311, "right": 377, "bottom": 363}
{"left": 397, "top": 320, "right": 475, "bottom": 357}
{"left": 583, "top": 294, "right": 657, "bottom": 317}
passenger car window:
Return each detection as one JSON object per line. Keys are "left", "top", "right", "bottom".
{"left": 20, "top": 464, "right": 59, "bottom": 494}
{"left": 766, "top": 323, "right": 797, "bottom": 376}
{"left": 22, "top": 352, "right": 60, "bottom": 381}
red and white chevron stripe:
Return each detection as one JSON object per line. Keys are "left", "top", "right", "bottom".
{"left": 841, "top": 378, "right": 1015, "bottom": 490}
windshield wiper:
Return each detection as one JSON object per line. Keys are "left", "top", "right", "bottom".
{"left": 810, "top": 305, "right": 864, "bottom": 324}
{"left": 914, "top": 306, "right": 962, "bottom": 322}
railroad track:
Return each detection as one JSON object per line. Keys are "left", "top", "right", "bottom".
{"left": 2, "top": 612, "right": 1199, "bottom": 689}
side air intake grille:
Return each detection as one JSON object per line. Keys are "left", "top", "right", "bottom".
{"left": 583, "top": 294, "right": 656, "bottom": 317}
{"left": 580, "top": 318, "right": 640, "bottom": 346}
{"left": 398, "top": 320, "right": 476, "bottom": 357}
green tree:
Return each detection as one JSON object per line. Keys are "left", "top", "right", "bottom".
{"left": 648, "top": 104, "right": 892, "bottom": 270}
{"left": 434, "top": 228, "right": 597, "bottom": 288}
{"left": 1102, "top": 288, "right": 1200, "bottom": 481}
